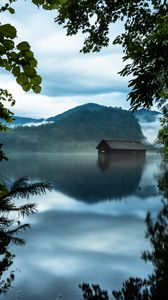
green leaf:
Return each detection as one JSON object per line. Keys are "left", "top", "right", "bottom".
{"left": 46, "top": 0, "right": 58, "bottom": 4}
{"left": 0, "top": 24, "right": 17, "bottom": 39}
{"left": 30, "top": 58, "right": 37, "bottom": 68}
{"left": 22, "top": 83, "right": 31, "bottom": 92}
{"left": 24, "top": 50, "right": 34, "bottom": 60}
{"left": 16, "top": 73, "right": 29, "bottom": 86}
{"left": 12, "top": 66, "right": 20, "bottom": 77}
{"left": 0, "top": 58, "right": 8, "bottom": 67}
{"left": 20, "top": 58, "right": 28, "bottom": 66}
{"left": 0, "top": 45, "right": 6, "bottom": 55}
{"left": 10, "top": 51, "right": 18, "bottom": 62}
{"left": 32, "top": 85, "right": 41, "bottom": 93}
{"left": 5, "top": 63, "right": 12, "bottom": 71}
{"left": 0, "top": 184, "right": 9, "bottom": 197}
{"left": 17, "top": 41, "right": 31, "bottom": 51}
{"left": 32, "top": 0, "right": 44, "bottom": 5}
{"left": 3, "top": 39, "right": 15, "bottom": 50}
{"left": 31, "top": 75, "right": 42, "bottom": 85}
{"left": 8, "top": 7, "right": 15, "bottom": 14}
{"left": 23, "top": 67, "right": 36, "bottom": 78}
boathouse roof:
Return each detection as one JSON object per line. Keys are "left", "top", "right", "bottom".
{"left": 96, "top": 139, "right": 146, "bottom": 151}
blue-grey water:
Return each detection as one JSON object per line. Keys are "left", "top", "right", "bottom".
{"left": 0, "top": 153, "right": 164, "bottom": 299}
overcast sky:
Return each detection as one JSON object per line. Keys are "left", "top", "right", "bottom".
{"left": 1, "top": 2, "right": 131, "bottom": 118}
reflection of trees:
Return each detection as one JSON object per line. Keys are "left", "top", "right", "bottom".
{"left": 157, "top": 161, "right": 168, "bottom": 200}
{"left": 0, "top": 144, "right": 7, "bottom": 162}
{"left": 0, "top": 154, "right": 146, "bottom": 203}
{"left": 0, "top": 176, "right": 52, "bottom": 294}
{"left": 80, "top": 163, "right": 168, "bottom": 300}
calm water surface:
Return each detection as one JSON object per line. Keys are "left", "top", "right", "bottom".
{"left": 0, "top": 153, "right": 164, "bottom": 299}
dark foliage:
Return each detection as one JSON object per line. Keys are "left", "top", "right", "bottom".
{"left": 80, "top": 284, "right": 109, "bottom": 300}
{"left": 157, "top": 105, "right": 168, "bottom": 157}
{"left": 0, "top": 177, "right": 52, "bottom": 294}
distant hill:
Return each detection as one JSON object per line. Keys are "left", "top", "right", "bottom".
{"left": 0, "top": 116, "right": 45, "bottom": 127}
{"left": 13, "top": 116, "right": 45, "bottom": 125}
{"left": 0, "top": 103, "right": 105, "bottom": 127}
{"left": 0, "top": 104, "right": 145, "bottom": 153}
{"left": 1, "top": 104, "right": 160, "bottom": 127}
{"left": 46, "top": 103, "right": 105, "bottom": 123}
{"left": 133, "top": 109, "right": 161, "bottom": 123}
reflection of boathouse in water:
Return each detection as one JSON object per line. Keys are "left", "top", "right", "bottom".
{"left": 96, "top": 139, "right": 146, "bottom": 156}
{"left": 0, "top": 153, "right": 146, "bottom": 203}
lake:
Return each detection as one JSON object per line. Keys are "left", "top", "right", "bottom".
{"left": 0, "top": 152, "right": 164, "bottom": 299}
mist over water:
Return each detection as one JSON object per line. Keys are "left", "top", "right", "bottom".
{"left": 0, "top": 153, "right": 163, "bottom": 300}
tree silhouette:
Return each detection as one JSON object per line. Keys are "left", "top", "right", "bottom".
{"left": 0, "top": 176, "right": 52, "bottom": 294}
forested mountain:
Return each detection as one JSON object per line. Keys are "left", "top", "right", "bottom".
{"left": 0, "top": 103, "right": 160, "bottom": 127}
{"left": 12, "top": 116, "right": 45, "bottom": 125}
{"left": 0, "top": 103, "right": 105, "bottom": 127}
{"left": 47, "top": 103, "right": 105, "bottom": 123}
{"left": 0, "top": 103, "right": 161, "bottom": 127}
{"left": 1, "top": 116, "right": 45, "bottom": 127}
{"left": 0, "top": 104, "right": 145, "bottom": 153}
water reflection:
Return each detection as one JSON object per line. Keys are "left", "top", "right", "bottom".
{"left": 80, "top": 160, "right": 168, "bottom": 300}
{"left": 0, "top": 154, "right": 146, "bottom": 203}
{"left": 0, "top": 153, "right": 163, "bottom": 300}
{"left": 97, "top": 154, "right": 146, "bottom": 201}
{"left": 97, "top": 153, "right": 145, "bottom": 171}
{"left": 157, "top": 160, "right": 168, "bottom": 199}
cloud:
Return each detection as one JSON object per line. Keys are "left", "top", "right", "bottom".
{"left": 40, "top": 50, "right": 128, "bottom": 97}
{"left": 0, "top": 74, "right": 128, "bottom": 118}
{"left": 0, "top": 1, "right": 131, "bottom": 117}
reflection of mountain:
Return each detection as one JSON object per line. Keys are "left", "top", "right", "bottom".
{"left": 0, "top": 154, "right": 146, "bottom": 203}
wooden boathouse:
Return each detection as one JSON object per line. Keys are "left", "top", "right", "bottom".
{"left": 96, "top": 139, "right": 146, "bottom": 155}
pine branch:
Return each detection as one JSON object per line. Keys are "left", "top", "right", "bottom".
{"left": 0, "top": 198, "right": 15, "bottom": 211}
{"left": 3, "top": 203, "right": 37, "bottom": 216}
{"left": 9, "top": 236, "right": 26, "bottom": 246}
{"left": 7, "top": 177, "right": 52, "bottom": 200}
{"left": 8, "top": 223, "right": 30, "bottom": 235}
